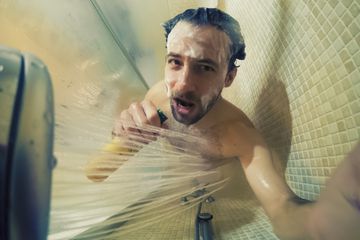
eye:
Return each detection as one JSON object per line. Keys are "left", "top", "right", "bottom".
{"left": 167, "top": 58, "right": 182, "bottom": 67}
{"left": 199, "top": 64, "right": 215, "bottom": 72}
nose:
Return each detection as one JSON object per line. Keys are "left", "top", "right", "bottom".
{"left": 174, "top": 65, "right": 195, "bottom": 92}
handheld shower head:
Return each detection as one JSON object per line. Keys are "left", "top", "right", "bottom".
{"left": 0, "top": 45, "right": 55, "bottom": 240}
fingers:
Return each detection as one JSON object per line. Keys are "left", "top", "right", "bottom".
{"left": 128, "top": 102, "right": 148, "bottom": 127}
{"left": 142, "top": 100, "right": 161, "bottom": 127}
{"left": 112, "top": 100, "right": 164, "bottom": 144}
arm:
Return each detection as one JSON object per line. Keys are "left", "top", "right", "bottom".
{"left": 222, "top": 123, "right": 314, "bottom": 239}
{"left": 85, "top": 82, "right": 166, "bottom": 182}
{"left": 244, "top": 144, "right": 314, "bottom": 240}
{"left": 84, "top": 137, "right": 139, "bottom": 182}
{"left": 307, "top": 143, "right": 360, "bottom": 240}
{"left": 235, "top": 124, "right": 360, "bottom": 239}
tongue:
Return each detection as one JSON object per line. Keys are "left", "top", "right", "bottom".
{"left": 177, "top": 100, "right": 192, "bottom": 114}
{"left": 178, "top": 105, "right": 191, "bottom": 114}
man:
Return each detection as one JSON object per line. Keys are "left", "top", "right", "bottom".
{"left": 86, "top": 8, "right": 360, "bottom": 239}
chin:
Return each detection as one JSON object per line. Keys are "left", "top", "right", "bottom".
{"left": 172, "top": 111, "right": 194, "bottom": 125}
{"left": 171, "top": 106, "right": 204, "bottom": 125}
{"left": 175, "top": 116, "right": 196, "bottom": 125}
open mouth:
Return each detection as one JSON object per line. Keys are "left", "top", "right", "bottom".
{"left": 175, "top": 98, "right": 194, "bottom": 107}
{"left": 173, "top": 97, "right": 195, "bottom": 114}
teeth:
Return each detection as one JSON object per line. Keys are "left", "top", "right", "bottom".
{"left": 178, "top": 99, "right": 191, "bottom": 107}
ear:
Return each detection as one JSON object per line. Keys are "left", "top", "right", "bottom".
{"left": 224, "top": 68, "right": 237, "bottom": 87}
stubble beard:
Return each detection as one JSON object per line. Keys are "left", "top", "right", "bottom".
{"left": 170, "top": 90, "right": 222, "bottom": 125}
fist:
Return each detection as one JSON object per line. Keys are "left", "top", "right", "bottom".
{"left": 112, "top": 100, "right": 164, "bottom": 144}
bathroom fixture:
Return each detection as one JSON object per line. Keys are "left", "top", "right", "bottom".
{"left": 179, "top": 186, "right": 215, "bottom": 240}
{"left": 0, "top": 45, "right": 55, "bottom": 240}
{"left": 195, "top": 201, "right": 214, "bottom": 240}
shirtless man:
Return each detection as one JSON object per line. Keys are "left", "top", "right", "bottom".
{"left": 86, "top": 8, "right": 360, "bottom": 240}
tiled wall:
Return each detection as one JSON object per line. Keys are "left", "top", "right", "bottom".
{"left": 222, "top": 0, "right": 360, "bottom": 200}
{"left": 123, "top": 1, "right": 360, "bottom": 238}
{"left": 2, "top": 0, "right": 358, "bottom": 239}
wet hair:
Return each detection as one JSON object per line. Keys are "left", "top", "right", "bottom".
{"left": 162, "top": 8, "right": 246, "bottom": 71}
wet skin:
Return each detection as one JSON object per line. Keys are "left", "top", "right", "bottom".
{"left": 87, "top": 21, "right": 360, "bottom": 240}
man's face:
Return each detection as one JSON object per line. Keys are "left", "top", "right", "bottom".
{"left": 164, "top": 21, "right": 232, "bottom": 125}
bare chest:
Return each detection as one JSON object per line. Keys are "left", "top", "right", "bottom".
{"left": 156, "top": 98, "right": 249, "bottom": 160}
{"left": 161, "top": 119, "right": 225, "bottom": 160}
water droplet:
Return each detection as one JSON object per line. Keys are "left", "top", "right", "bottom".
{"left": 0, "top": 65, "right": 4, "bottom": 72}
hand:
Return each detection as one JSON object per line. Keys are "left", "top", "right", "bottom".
{"left": 112, "top": 100, "right": 164, "bottom": 144}
{"left": 307, "top": 143, "right": 360, "bottom": 239}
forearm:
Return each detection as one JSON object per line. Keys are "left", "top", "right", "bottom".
{"left": 85, "top": 138, "right": 139, "bottom": 182}
{"left": 270, "top": 196, "right": 315, "bottom": 240}
{"left": 243, "top": 145, "right": 315, "bottom": 239}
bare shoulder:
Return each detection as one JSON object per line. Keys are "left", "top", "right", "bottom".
{"left": 220, "top": 99, "right": 255, "bottom": 129}
{"left": 211, "top": 100, "right": 268, "bottom": 160}
{"left": 218, "top": 99, "right": 263, "bottom": 144}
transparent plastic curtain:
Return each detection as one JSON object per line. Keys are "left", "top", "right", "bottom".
{"left": 0, "top": 0, "right": 235, "bottom": 239}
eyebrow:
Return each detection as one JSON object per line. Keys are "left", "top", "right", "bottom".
{"left": 196, "top": 59, "right": 218, "bottom": 69}
{"left": 166, "top": 52, "right": 181, "bottom": 59}
{"left": 166, "top": 52, "right": 219, "bottom": 69}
